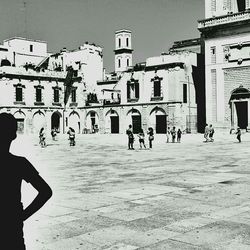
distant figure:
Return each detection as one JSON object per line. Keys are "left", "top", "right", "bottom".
{"left": 137, "top": 129, "right": 146, "bottom": 149}
{"left": 67, "top": 127, "right": 76, "bottom": 146}
{"left": 147, "top": 127, "right": 154, "bottom": 149}
{"left": 171, "top": 127, "right": 176, "bottom": 143}
{"left": 126, "top": 124, "right": 134, "bottom": 150}
{"left": 0, "top": 113, "right": 52, "bottom": 249}
{"left": 236, "top": 127, "right": 241, "bottom": 143}
{"left": 177, "top": 128, "right": 182, "bottom": 143}
{"left": 39, "top": 128, "right": 46, "bottom": 148}
{"left": 204, "top": 124, "right": 209, "bottom": 142}
{"left": 209, "top": 124, "right": 214, "bottom": 142}
{"left": 166, "top": 127, "right": 171, "bottom": 143}
{"left": 51, "top": 128, "right": 57, "bottom": 141}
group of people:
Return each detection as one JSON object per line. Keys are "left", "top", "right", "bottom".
{"left": 166, "top": 126, "right": 183, "bottom": 143}
{"left": 204, "top": 124, "right": 215, "bottom": 142}
{"left": 126, "top": 125, "right": 154, "bottom": 150}
{"left": 39, "top": 127, "right": 76, "bottom": 147}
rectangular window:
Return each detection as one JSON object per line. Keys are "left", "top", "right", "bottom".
{"left": 211, "top": 69, "right": 217, "bottom": 122}
{"left": 71, "top": 89, "right": 76, "bottom": 102}
{"left": 118, "top": 38, "right": 121, "bottom": 48}
{"left": 16, "top": 87, "right": 23, "bottom": 102}
{"left": 126, "top": 38, "right": 129, "bottom": 47}
{"left": 36, "top": 88, "right": 42, "bottom": 102}
{"left": 211, "top": 46, "right": 216, "bottom": 64}
{"left": 183, "top": 84, "right": 187, "bottom": 103}
{"left": 118, "top": 59, "right": 121, "bottom": 68}
{"left": 54, "top": 89, "right": 59, "bottom": 103}
{"left": 127, "top": 58, "right": 129, "bottom": 67}
{"left": 154, "top": 81, "right": 161, "bottom": 97}
{"left": 30, "top": 44, "right": 33, "bottom": 52}
{"left": 211, "top": 0, "right": 216, "bottom": 12}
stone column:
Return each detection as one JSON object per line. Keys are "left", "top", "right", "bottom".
{"left": 246, "top": 0, "right": 250, "bottom": 10}
{"left": 248, "top": 100, "right": 250, "bottom": 128}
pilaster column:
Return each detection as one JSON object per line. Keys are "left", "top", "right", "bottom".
{"left": 246, "top": 0, "right": 250, "bottom": 10}
{"left": 248, "top": 100, "right": 250, "bottom": 128}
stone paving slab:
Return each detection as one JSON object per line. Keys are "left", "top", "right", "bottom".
{"left": 11, "top": 133, "right": 250, "bottom": 249}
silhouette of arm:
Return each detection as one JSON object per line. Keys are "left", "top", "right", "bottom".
{"left": 23, "top": 174, "right": 52, "bottom": 221}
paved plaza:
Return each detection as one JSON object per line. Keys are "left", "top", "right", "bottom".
{"left": 11, "top": 131, "right": 250, "bottom": 250}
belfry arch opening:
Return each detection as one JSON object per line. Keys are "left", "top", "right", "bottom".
{"left": 230, "top": 86, "right": 250, "bottom": 129}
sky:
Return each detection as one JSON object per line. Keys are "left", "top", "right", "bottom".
{"left": 0, "top": 0, "right": 204, "bottom": 72}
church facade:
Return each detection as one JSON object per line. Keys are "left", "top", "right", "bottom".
{"left": 199, "top": 0, "right": 250, "bottom": 130}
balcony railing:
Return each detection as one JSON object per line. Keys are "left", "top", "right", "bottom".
{"left": 198, "top": 10, "right": 250, "bottom": 30}
{"left": 103, "top": 98, "right": 121, "bottom": 105}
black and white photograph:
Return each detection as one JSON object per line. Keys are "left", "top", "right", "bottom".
{"left": 1, "top": 0, "right": 250, "bottom": 249}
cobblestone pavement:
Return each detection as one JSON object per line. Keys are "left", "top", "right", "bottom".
{"left": 11, "top": 131, "right": 250, "bottom": 250}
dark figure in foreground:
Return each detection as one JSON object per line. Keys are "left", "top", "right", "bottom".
{"left": 67, "top": 127, "right": 76, "bottom": 146}
{"left": 236, "top": 127, "right": 241, "bottom": 143}
{"left": 147, "top": 127, "right": 154, "bottom": 149}
{"left": 177, "top": 128, "right": 182, "bottom": 143}
{"left": 126, "top": 124, "right": 134, "bottom": 150}
{"left": 0, "top": 113, "right": 52, "bottom": 249}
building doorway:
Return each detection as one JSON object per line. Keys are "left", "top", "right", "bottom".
{"left": 132, "top": 115, "right": 141, "bottom": 134}
{"left": 230, "top": 86, "right": 250, "bottom": 129}
{"left": 235, "top": 101, "right": 248, "bottom": 129}
{"left": 51, "top": 112, "right": 61, "bottom": 132}
{"left": 156, "top": 115, "right": 167, "bottom": 134}
{"left": 111, "top": 116, "right": 119, "bottom": 133}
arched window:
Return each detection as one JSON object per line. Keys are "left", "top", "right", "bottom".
{"left": 118, "top": 38, "right": 121, "bottom": 48}
{"left": 118, "top": 58, "right": 121, "bottom": 68}
{"left": 127, "top": 58, "right": 129, "bottom": 67}
{"left": 126, "top": 37, "right": 129, "bottom": 47}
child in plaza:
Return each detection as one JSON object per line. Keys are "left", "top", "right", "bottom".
{"left": 209, "top": 124, "right": 214, "bottom": 142}
{"left": 147, "top": 127, "right": 154, "bottom": 149}
{"left": 137, "top": 129, "right": 146, "bottom": 149}
{"left": 171, "top": 126, "right": 176, "bottom": 143}
{"left": 67, "top": 127, "right": 76, "bottom": 146}
{"left": 236, "top": 127, "right": 241, "bottom": 143}
{"left": 177, "top": 128, "right": 182, "bottom": 143}
{"left": 0, "top": 113, "right": 52, "bottom": 249}
{"left": 126, "top": 124, "right": 134, "bottom": 150}
{"left": 166, "top": 126, "right": 171, "bottom": 143}
{"left": 39, "top": 127, "right": 46, "bottom": 148}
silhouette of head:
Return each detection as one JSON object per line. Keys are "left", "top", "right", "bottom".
{"left": 129, "top": 125, "right": 132, "bottom": 128}
{"left": 0, "top": 113, "right": 17, "bottom": 143}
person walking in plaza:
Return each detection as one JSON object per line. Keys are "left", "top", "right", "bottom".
{"left": 138, "top": 129, "right": 146, "bottom": 149}
{"left": 209, "top": 124, "right": 215, "bottom": 142}
{"left": 171, "top": 126, "right": 176, "bottom": 143}
{"left": 51, "top": 128, "right": 57, "bottom": 141}
{"left": 147, "top": 127, "right": 154, "bottom": 149}
{"left": 166, "top": 126, "right": 171, "bottom": 143}
{"left": 177, "top": 128, "right": 182, "bottom": 143}
{"left": 126, "top": 124, "right": 134, "bottom": 150}
{"left": 0, "top": 113, "right": 52, "bottom": 250}
{"left": 67, "top": 127, "right": 76, "bottom": 146}
{"left": 39, "top": 127, "right": 46, "bottom": 148}
{"left": 204, "top": 123, "right": 209, "bottom": 142}
{"left": 236, "top": 127, "right": 241, "bottom": 143}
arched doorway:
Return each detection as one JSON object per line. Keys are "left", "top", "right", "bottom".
{"left": 69, "top": 111, "right": 80, "bottom": 133}
{"left": 127, "top": 109, "right": 141, "bottom": 134}
{"left": 33, "top": 111, "right": 46, "bottom": 133}
{"left": 105, "top": 109, "right": 119, "bottom": 133}
{"left": 86, "top": 111, "right": 99, "bottom": 133}
{"left": 51, "top": 111, "right": 62, "bottom": 132}
{"left": 14, "top": 110, "right": 26, "bottom": 133}
{"left": 150, "top": 107, "right": 167, "bottom": 134}
{"left": 230, "top": 86, "right": 250, "bottom": 129}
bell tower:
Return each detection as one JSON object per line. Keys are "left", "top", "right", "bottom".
{"left": 114, "top": 29, "right": 133, "bottom": 73}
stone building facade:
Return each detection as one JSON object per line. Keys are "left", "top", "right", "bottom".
{"left": 199, "top": 0, "right": 250, "bottom": 130}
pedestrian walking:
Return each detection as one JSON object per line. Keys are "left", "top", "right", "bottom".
{"left": 0, "top": 113, "right": 52, "bottom": 249}
{"left": 126, "top": 124, "right": 134, "bottom": 150}
{"left": 166, "top": 127, "right": 171, "bottom": 143}
{"left": 39, "top": 127, "right": 46, "bottom": 148}
{"left": 177, "top": 128, "right": 182, "bottom": 143}
{"left": 171, "top": 126, "right": 176, "bottom": 143}
{"left": 137, "top": 129, "right": 146, "bottom": 149}
{"left": 236, "top": 127, "right": 241, "bottom": 143}
{"left": 204, "top": 124, "right": 209, "bottom": 142}
{"left": 209, "top": 124, "right": 214, "bottom": 142}
{"left": 51, "top": 128, "right": 57, "bottom": 141}
{"left": 147, "top": 127, "right": 154, "bottom": 149}
{"left": 67, "top": 127, "right": 76, "bottom": 146}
